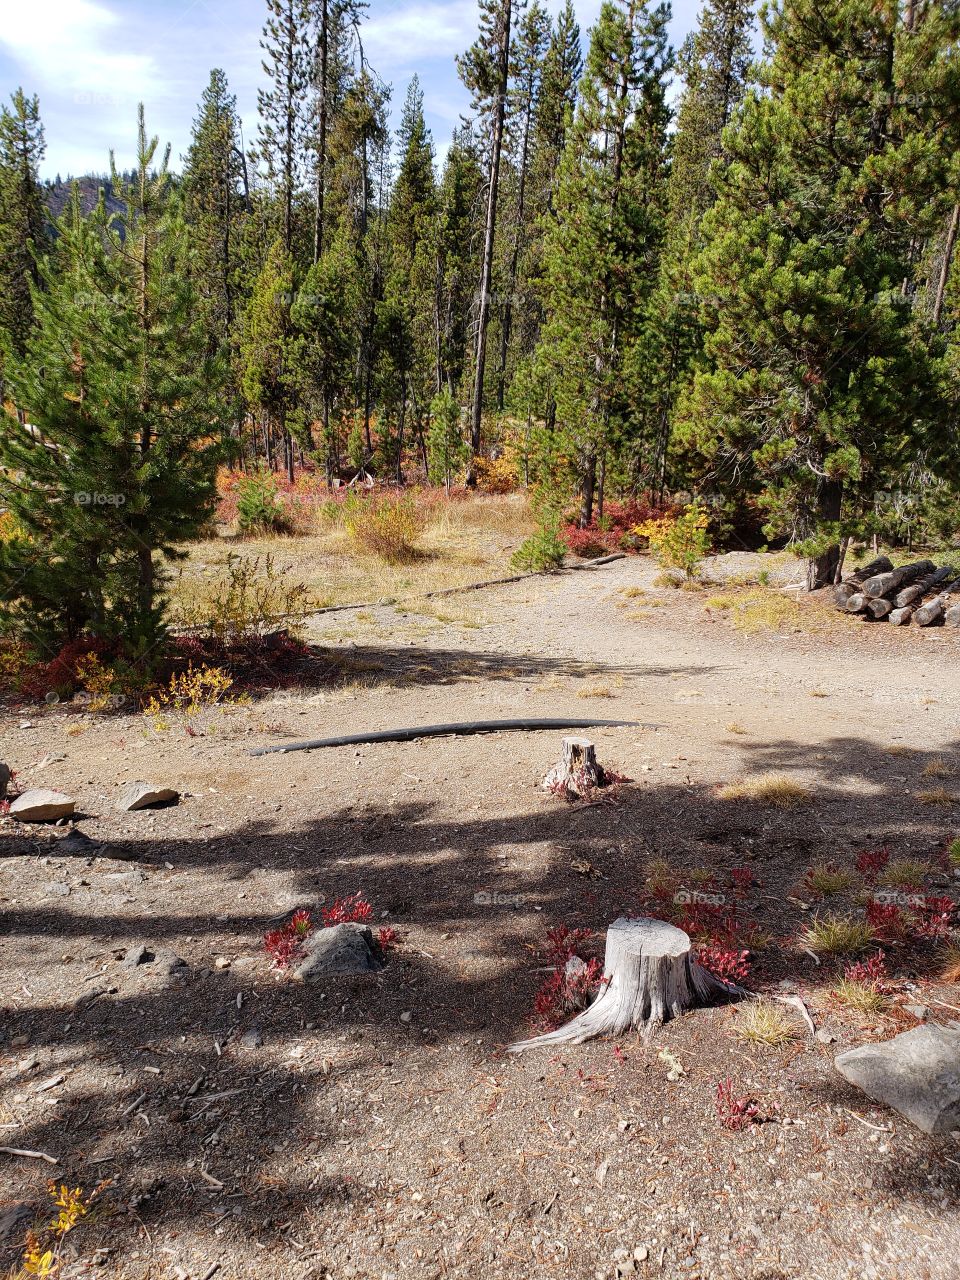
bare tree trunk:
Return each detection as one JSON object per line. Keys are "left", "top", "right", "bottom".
{"left": 933, "top": 203, "right": 959, "bottom": 327}
{"left": 805, "top": 478, "right": 843, "bottom": 591}
{"left": 467, "top": 0, "right": 512, "bottom": 482}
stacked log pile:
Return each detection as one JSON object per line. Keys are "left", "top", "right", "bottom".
{"left": 835, "top": 556, "right": 960, "bottom": 627}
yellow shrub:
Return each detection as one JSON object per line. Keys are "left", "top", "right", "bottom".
{"left": 634, "top": 504, "right": 710, "bottom": 580}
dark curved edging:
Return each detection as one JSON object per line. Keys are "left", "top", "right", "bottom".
{"left": 250, "top": 716, "right": 657, "bottom": 757}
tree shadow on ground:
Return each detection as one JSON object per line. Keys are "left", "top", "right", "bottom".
{"left": 1, "top": 731, "right": 959, "bottom": 1268}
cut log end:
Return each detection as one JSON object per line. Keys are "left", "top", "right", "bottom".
{"left": 508, "top": 917, "right": 743, "bottom": 1052}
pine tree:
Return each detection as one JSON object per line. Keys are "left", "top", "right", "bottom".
{"left": 434, "top": 125, "right": 484, "bottom": 398}
{"left": 631, "top": 0, "right": 754, "bottom": 495}
{"left": 535, "top": 0, "right": 672, "bottom": 524}
{"left": 290, "top": 222, "right": 362, "bottom": 480}
{"left": 258, "top": 0, "right": 313, "bottom": 255}
{"left": 530, "top": 0, "right": 581, "bottom": 213}
{"left": 495, "top": 1, "right": 551, "bottom": 410}
{"left": 183, "top": 70, "right": 249, "bottom": 354}
{"left": 679, "top": 0, "right": 960, "bottom": 587}
{"left": 0, "top": 109, "right": 226, "bottom": 652}
{"left": 458, "top": 0, "right": 513, "bottom": 471}
{"left": 239, "top": 238, "right": 299, "bottom": 478}
{"left": 377, "top": 78, "right": 438, "bottom": 473}
{"left": 0, "top": 89, "right": 46, "bottom": 369}
{"left": 427, "top": 385, "right": 469, "bottom": 492}
{"left": 308, "top": 0, "right": 366, "bottom": 260}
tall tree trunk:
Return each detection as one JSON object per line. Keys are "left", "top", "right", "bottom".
{"left": 467, "top": 0, "right": 513, "bottom": 482}
{"left": 933, "top": 203, "right": 959, "bottom": 327}
{"left": 313, "top": 0, "right": 329, "bottom": 264}
{"left": 805, "top": 478, "right": 843, "bottom": 591}
{"left": 496, "top": 63, "right": 535, "bottom": 412}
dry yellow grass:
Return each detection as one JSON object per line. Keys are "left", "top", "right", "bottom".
{"left": 705, "top": 587, "right": 834, "bottom": 636}
{"left": 916, "top": 787, "right": 957, "bottom": 807}
{"left": 717, "top": 774, "right": 810, "bottom": 808}
{"left": 922, "top": 757, "right": 956, "bottom": 778}
{"left": 803, "top": 914, "right": 875, "bottom": 956}
{"left": 805, "top": 863, "right": 854, "bottom": 896}
{"left": 831, "top": 979, "right": 887, "bottom": 1015}
{"left": 733, "top": 999, "right": 799, "bottom": 1047}
{"left": 725, "top": 722, "right": 748, "bottom": 735}
{"left": 883, "top": 743, "right": 916, "bottom": 757}
{"left": 174, "top": 493, "right": 535, "bottom": 617}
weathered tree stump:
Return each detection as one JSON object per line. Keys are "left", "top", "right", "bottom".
{"left": 542, "top": 737, "right": 613, "bottom": 799}
{"left": 508, "top": 917, "right": 742, "bottom": 1052}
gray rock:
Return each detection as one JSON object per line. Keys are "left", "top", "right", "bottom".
{"left": 9, "top": 789, "right": 75, "bottom": 822}
{"left": 123, "top": 944, "right": 186, "bottom": 976}
{"left": 116, "top": 782, "right": 180, "bottom": 812}
{"left": 835, "top": 1024, "right": 960, "bottom": 1134}
{"left": 0, "top": 762, "right": 10, "bottom": 799}
{"left": 56, "top": 829, "right": 103, "bottom": 856}
{"left": 816, "top": 1028, "right": 837, "bottom": 1044}
{"left": 904, "top": 1004, "right": 928, "bottom": 1021}
{"left": 293, "top": 923, "right": 382, "bottom": 980}
{"left": 241, "top": 1027, "right": 264, "bottom": 1049}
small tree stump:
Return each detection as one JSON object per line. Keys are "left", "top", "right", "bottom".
{"left": 508, "top": 917, "right": 742, "bottom": 1052}
{"left": 542, "top": 736, "right": 610, "bottom": 799}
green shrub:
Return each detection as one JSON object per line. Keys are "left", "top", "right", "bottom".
{"left": 511, "top": 517, "right": 566, "bottom": 572}
{"left": 236, "top": 470, "right": 290, "bottom": 535}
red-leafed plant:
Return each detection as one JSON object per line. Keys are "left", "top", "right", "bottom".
{"left": 715, "top": 1078, "right": 761, "bottom": 1130}
{"left": 729, "top": 866, "right": 756, "bottom": 897}
{"left": 533, "top": 957, "right": 606, "bottom": 1030}
{"left": 543, "top": 924, "right": 593, "bottom": 964}
{"left": 914, "top": 895, "right": 955, "bottom": 940}
{"left": 865, "top": 901, "right": 906, "bottom": 941}
{"left": 855, "top": 847, "right": 890, "bottom": 882}
{"left": 377, "top": 926, "right": 399, "bottom": 953}
{"left": 843, "top": 950, "right": 889, "bottom": 992}
{"left": 322, "top": 893, "right": 373, "bottom": 926}
{"left": 696, "top": 944, "right": 751, "bottom": 985}
{"left": 265, "top": 910, "right": 314, "bottom": 970}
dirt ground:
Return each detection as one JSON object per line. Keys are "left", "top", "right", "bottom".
{"left": 2, "top": 555, "right": 960, "bottom": 1280}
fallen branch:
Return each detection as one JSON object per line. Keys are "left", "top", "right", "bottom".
{"left": 251, "top": 717, "right": 657, "bottom": 758}
{"left": 0, "top": 1146, "right": 59, "bottom": 1164}
{"left": 772, "top": 993, "right": 816, "bottom": 1037}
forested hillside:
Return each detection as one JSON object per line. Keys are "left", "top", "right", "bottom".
{"left": 1, "top": 0, "right": 959, "bottom": 658}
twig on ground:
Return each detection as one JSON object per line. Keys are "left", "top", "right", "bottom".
{"left": 0, "top": 1146, "right": 58, "bottom": 1163}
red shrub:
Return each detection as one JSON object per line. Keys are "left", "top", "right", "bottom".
{"left": 533, "top": 957, "right": 605, "bottom": 1030}
{"left": 696, "top": 944, "right": 751, "bottom": 985}
{"left": 914, "top": 895, "right": 955, "bottom": 940}
{"left": 265, "top": 912, "right": 312, "bottom": 970}
{"left": 377, "top": 926, "right": 399, "bottom": 953}
{"left": 865, "top": 901, "right": 906, "bottom": 941}
{"left": 843, "top": 951, "right": 889, "bottom": 991}
{"left": 729, "top": 866, "right": 756, "bottom": 897}
{"left": 321, "top": 893, "right": 373, "bottom": 926}
{"left": 715, "top": 1078, "right": 760, "bottom": 1131}
{"left": 855, "top": 848, "right": 890, "bottom": 882}
{"left": 543, "top": 924, "right": 593, "bottom": 964}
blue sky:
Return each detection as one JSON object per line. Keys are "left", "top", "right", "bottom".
{"left": 0, "top": 0, "right": 702, "bottom": 180}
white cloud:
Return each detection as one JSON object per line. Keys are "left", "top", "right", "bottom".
{"left": 1, "top": 0, "right": 156, "bottom": 101}
{"left": 364, "top": 0, "right": 478, "bottom": 65}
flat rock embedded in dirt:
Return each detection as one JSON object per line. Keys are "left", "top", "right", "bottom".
{"left": 835, "top": 1024, "right": 960, "bottom": 1134}
{"left": 116, "top": 781, "right": 180, "bottom": 811}
{"left": 293, "top": 923, "right": 383, "bottom": 979}
{"left": 0, "top": 762, "right": 10, "bottom": 799}
{"left": 122, "top": 944, "right": 187, "bottom": 976}
{"left": 9, "top": 789, "right": 76, "bottom": 822}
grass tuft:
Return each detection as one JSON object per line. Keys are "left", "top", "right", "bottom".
{"left": 803, "top": 914, "right": 875, "bottom": 956}
{"left": 718, "top": 774, "right": 810, "bottom": 808}
{"left": 916, "top": 787, "right": 957, "bottom": 807}
{"left": 831, "top": 979, "right": 887, "bottom": 1014}
{"left": 878, "top": 859, "right": 930, "bottom": 890}
{"left": 922, "top": 758, "right": 956, "bottom": 779}
{"left": 733, "top": 999, "right": 799, "bottom": 1047}
{"left": 805, "top": 863, "right": 854, "bottom": 897}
